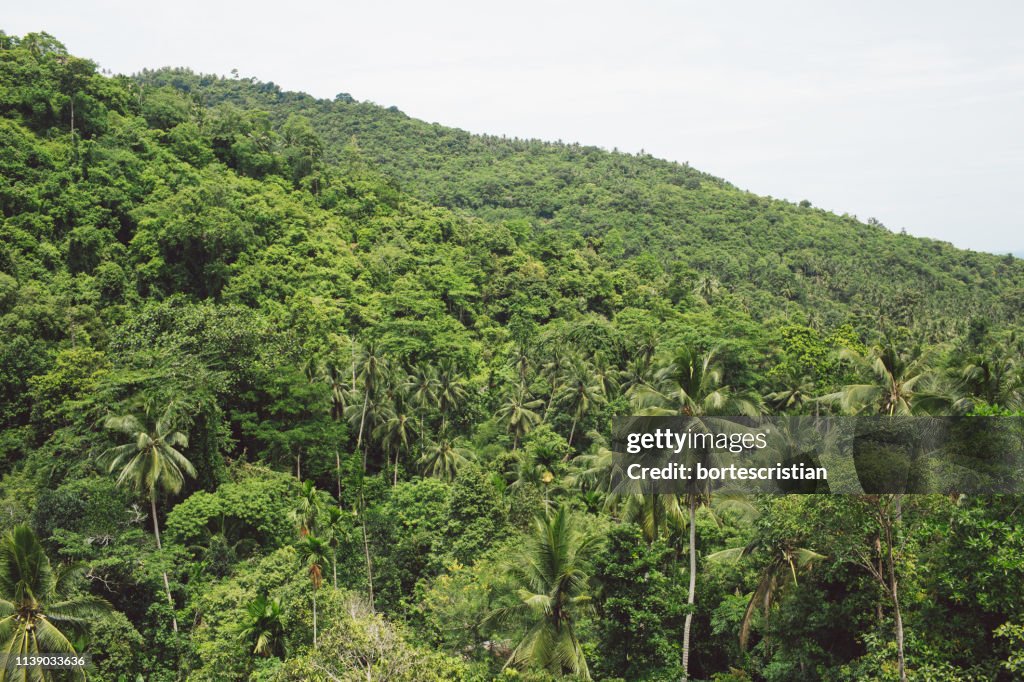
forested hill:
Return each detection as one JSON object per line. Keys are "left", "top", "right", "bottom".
{"left": 3, "top": 31, "right": 1024, "bottom": 682}
{"left": 136, "top": 67, "right": 1024, "bottom": 337}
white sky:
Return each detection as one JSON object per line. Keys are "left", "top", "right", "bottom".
{"left": 6, "top": 1, "right": 1024, "bottom": 254}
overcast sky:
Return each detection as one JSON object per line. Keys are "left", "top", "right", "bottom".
{"left": 7, "top": 1, "right": 1023, "bottom": 254}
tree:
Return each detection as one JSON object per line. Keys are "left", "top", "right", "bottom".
{"left": 434, "top": 359, "right": 468, "bottom": 434}
{"left": 101, "top": 400, "right": 195, "bottom": 633}
{"left": 823, "top": 341, "right": 947, "bottom": 416}
{"left": 764, "top": 368, "right": 816, "bottom": 413}
{"left": 632, "top": 347, "right": 759, "bottom": 418}
{"left": 0, "top": 525, "right": 112, "bottom": 681}
{"left": 495, "top": 388, "right": 543, "bottom": 452}
{"left": 374, "top": 401, "right": 417, "bottom": 485}
{"left": 296, "top": 534, "right": 330, "bottom": 648}
{"left": 318, "top": 357, "right": 356, "bottom": 500}
{"left": 349, "top": 343, "right": 388, "bottom": 472}
{"left": 418, "top": 437, "right": 473, "bottom": 481}
{"left": 555, "top": 355, "right": 606, "bottom": 448}
{"left": 629, "top": 347, "right": 758, "bottom": 680}
{"left": 708, "top": 528, "right": 825, "bottom": 650}
{"left": 238, "top": 594, "right": 286, "bottom": 659}
{"left": 319, "top": 506, "right": 349, "bottom": 589}
{"left": 487, "top": 505, "right": 599, "bottom": 680}
{"left": 290, "top": 480, "right": 330, "bottom": 538}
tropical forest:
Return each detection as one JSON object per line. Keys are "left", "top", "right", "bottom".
{"left": 0, "top": 31, "right": 1023, "bottom": 681}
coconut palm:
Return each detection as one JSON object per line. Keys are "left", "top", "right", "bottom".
{"left": 822, "top": 342, "right": 947, "bottom": 416}
{"left": 555, "top": 356, "right": 606, "bottom": 448}
{"left": 628, "top": 348, "right": 758, "bottom": 680}
{"left": 435, "top": 359, "right": 468, "bottom": 433}
{"left": 764, "top": 368, "right": 816, "bottom": 413}
{"left": 373, "top": 402, "right": 416, "bottom": 485}
{"left": 403, "top": 363, "right": 439, "bottom": 456}
{"left": 318, "top": 506, "right": 349, "bottom": 589}
{"left": 632, "top": 347, "right": 760, "bottom": 418}
{"left": 955, "top": 349, "right": 1022, "bottom": 411}
{"left": 418, "top": 437, "right": 474, "bottom": 481}
{"left": 319, "top": 357, "right": 357, "bottom": 499}
{"left": 238, "top": 594, "right": 286, "bottom": 659}
{"left": 708, "top": 539, "right": 825, "bottom": 650}
{"left": 486, "top": 506, "right": 599, "bottom": 680}
{"left": 296, "top": 534, "right": 330, "bottom": 648}
{"left": 496, "top": 388, "right": 543, "bottom": 452}
{"left": 0, "top": 525, "right": 112, "bottom": 681}
{"left": 101, "top": 400, "right": 195, "bottom": 633}
{"left": 350, "top": 343, "right": 389, "bottom": 470}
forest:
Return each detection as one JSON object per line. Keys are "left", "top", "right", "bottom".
{"left": 0, "top": 30, "right": 1023, "bottom": 681}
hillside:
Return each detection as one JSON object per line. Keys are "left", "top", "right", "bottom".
{"left": 140, "top": 66, "right": 1024, "bottom": 338}
{"left": 1, "top": 31, "right": 1023, "bottom": 682}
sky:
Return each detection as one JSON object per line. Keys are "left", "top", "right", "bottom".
{"left": 6, "top": 1, "right": 1024, "bottom": 254}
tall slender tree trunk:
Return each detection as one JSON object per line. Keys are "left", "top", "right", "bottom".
{"left": 335, "top": 449, "right": 342, "bottom": 502}
{"left": 150, "top": 495, "right": 178, "bottom": 633}
{"left": 682, "top": 497, "right": 697, "bottom": 681}
{"left": 333, "top": 552, "right": 338, "bottom": 589}
{"left": 296, "top": 450, "right": 302, "bottom": 481}
{"left": 889, "top": 496, "right": 907, "bottom": 682}
{"left": 890, "top": 569, "right": 906, "bottom": 682}
{"left": 312, "top": 591, "right": 318, "bottom": 647}
{"left": 360, "top": 492, "right": 375, "bottom": 612}
{"left": 357, "top": 394, "right": 369, "bottom": 472}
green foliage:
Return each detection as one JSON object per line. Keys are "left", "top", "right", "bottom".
{"left": 0, "top": 30, "right": 1022, "bottom": 681}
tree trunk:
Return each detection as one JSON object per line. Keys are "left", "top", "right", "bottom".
{"left": 891, "top": 574, "right": 907, "bottom": 682}
{"left": 335, "top": 449, "right": 342, "bottom": 502}
{"left": 682, "top": 497, "right": 697, "bottom": 681}
{"left": 151, "top": 495, "right": 178, "bottom": 633}
{"left": 357, "top": 394, "right": 369, "bottom": 472}
{"left": 296, "top": 450, "right": 302, "bottom": 481}
{"left": 312, "top": 591, "right": 318, "bottom": 647}
{"left": 333, "top": 551, "right": 338, "bottom": 589}
{"left": 888, "top": 496, "right": 907, "bottom": 682}
{"left": 360, "top": 494, "right": 375, "bottom": 612}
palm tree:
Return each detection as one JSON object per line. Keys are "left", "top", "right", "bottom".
{"left": 404, "top": 363, "right": 439, "bottom": 456}
{"left": 822, "top": 342, "right": 947, "bottom": 415}
{"left": 418, "top": 437, "right": 474, "bottom": 481}
{"left": 373, "top": 402, "right": 416, "bottom": 485}
{"left": 101, "top": 401, "right": 195, "bottom": 633}
{"left": 350, "top": 343, "right": 389, "bottom": 471}
{"left": 496, "top": 388, "right": 543, "bottom": 452}
{"left": 486, "top": 506, "right": 599, "bottom": 680}
{"left": 319, "top": 506, "right": 349, "bottom": 589}
{"left": 632, "top": 347, "right": 759, "bottom": 418}
{"left": 555, "top": 356, "right": 606, "bottom": 449}
{"left": 290, "top": 480, "right": 330, "bottom": 538}
{"left": 435, "top": 359, "right": 468, "bottom": 433}
{"left": 764, "top": 368, "right": 816, "bottom": 413}
{"left": 0, "top": 525, "right": 112, "bottom": 681}
{"left": 319, "top": 357, "right": 356, "bottom": 500}
{"left": 955, "top": 349, "right": 1021, "bottom": 411}
{"left": 296, "top": 534, "right": 330, "bottom": 648}
{"left": 629, "top": 347, "right": 758, "bottom": 680}
{"left": 707, "top": 539, "right": 825, "bottom": 650}
{"left": 238, "top": 594, "right": 286, "bottom": 659}
{"left": 540, "top": 348, "right": 569, "bottom": 421}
